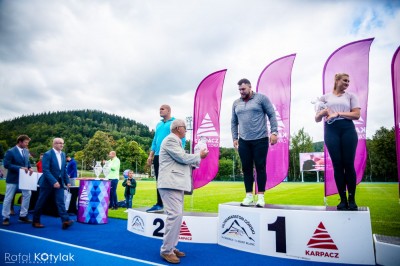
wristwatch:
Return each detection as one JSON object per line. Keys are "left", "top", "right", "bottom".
{"left": 271, "top": 132, "right": 278, "bottom": 136}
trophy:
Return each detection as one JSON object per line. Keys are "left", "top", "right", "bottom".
{"left": 102, "top": 161, "right": 111, "bottom": 179}
{"left": 311, "top": 97, "right": 327, "bottom": 113}
{"left": 94, "top": 161, "right": 103, "bottom": 180}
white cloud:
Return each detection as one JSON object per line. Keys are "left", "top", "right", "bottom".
{"left": 0, "top": 0, "right": 399, "bottom": 147}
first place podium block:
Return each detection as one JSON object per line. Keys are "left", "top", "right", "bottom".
{"left": 218, "top": 203, "right": 375, "bottom": 265}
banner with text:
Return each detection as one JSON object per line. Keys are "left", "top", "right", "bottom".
{"left": 192, "top": 69, "right": 227, "bottom": 189}
{"left": 323, "top": 38, "right": 374, "bottom": 196}
{"left": 257, "top": 54, "right": 296, "bottom": 190}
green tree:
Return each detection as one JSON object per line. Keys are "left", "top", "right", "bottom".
{"left": 0, "top": 140, "right": 7, "bottom": 159}
{"left": 215, "top": 158, "right": 233, "bottom": 181}
{"left": 116, "top": 139, "right": 147, "bottom": 173}
{"left": 289, "top": 128, "right": 314, "bottom": 181}
{"left": 366, "top": 126, "right": 397, "bottom": 182}
{"left": 83, "top": 131, "right": 114, "bottom": 169}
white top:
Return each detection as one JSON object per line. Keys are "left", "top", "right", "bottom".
{"left": 320, "top": 92, "right": 360, "bottom": 114}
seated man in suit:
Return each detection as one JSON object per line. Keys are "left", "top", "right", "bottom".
{"left": 2, "top": 135, "right": 33, "bottom": 226}
{"left": 32, "top": 138, "right": 74, "bottom": 230}
{"left": 157, "top": 119, "right": 209, "bottom": 264}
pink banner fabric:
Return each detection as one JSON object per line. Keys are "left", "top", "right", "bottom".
{"left": 192, "top": 69, "right": 227, "bottom": 189}
{"left": 323, "top": 38, "right": 374, "bottom": 196}
{"left": 256, "top": 54, "right": 296, "bottom": 190}
{"left": 391, "top": 46, "right": 400, "bottom": 196}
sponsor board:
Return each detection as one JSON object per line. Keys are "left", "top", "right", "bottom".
{"left": 218, "top": 207, "right": 260, "bottom": 253}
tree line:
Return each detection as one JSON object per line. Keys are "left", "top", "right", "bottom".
{"left": 0, "top": 110, "right": 397, "bottom": 182}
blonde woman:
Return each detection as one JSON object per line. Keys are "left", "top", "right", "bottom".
{"left": 315, "top": 73, "right": 361, "bottom": 210}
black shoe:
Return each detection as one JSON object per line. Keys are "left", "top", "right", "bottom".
{"left": 18, "top": 216, "right": 32, "bottom": 223}
{"left": 348, "top": 200, "right": 358, "bottom": 211}
{"left": 337, "top": 199, "right": 348, "bottom": 210}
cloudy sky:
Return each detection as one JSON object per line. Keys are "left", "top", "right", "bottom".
{"left": 0, "top": 0, "right": 399, "bottom": 147}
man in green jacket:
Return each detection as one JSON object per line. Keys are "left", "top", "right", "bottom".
{"left": 107, "top": 151, "right": 120, "bottom": 210}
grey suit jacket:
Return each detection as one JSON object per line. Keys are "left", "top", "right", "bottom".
{"left": 157, "top": 133, "right": 201, "bottom": 192}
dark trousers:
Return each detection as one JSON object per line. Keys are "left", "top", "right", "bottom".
{"left": 33, "top": 186, "right": 69, "bottom": 223}
{"left": 153, "top": 155, "right": 163, "bottom": 207}
{"left": 238, "top": 137, "right": 269, "bottom": 193}
{"left": 110, "top": 179, "right": 119, "bottom": 208}
{"left": 324, "top": 119, "right": 358, "bottom": 199}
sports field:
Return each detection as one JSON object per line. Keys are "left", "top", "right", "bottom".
{"left": 111, "top": 181, "right": 400, "bottom": 237}
{"left": 1, "top": 180, "right": 399, "bottom": 237}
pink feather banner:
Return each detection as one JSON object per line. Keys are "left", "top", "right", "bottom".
{"left": 323, "top": 38, "right": 374, "bottom": 196}
{"left": 192, "top": 69, "right": 227, "bottom": 189}
{"left": 391, "top": 46, "right": 400, "bottom": 197}
{"left": 257, "top": 54, "right": 296, "bottom": 190}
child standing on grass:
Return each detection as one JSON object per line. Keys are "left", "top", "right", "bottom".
{"left": 122, "top": 170, "right": 136, "bottom": 208}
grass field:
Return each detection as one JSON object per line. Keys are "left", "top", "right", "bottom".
{"left": 1, "top": 179, "right": 399, "bottom": 237}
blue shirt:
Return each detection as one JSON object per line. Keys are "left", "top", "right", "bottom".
{"left": 151, "top": 117, "right": 186, "bottom": 155}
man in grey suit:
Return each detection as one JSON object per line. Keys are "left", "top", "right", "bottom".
{"left": 2, "top": 135, "right": 33, "bottom": 226}
{"left": 32, "top": 138, "right": 73, "bottom": 229}
{"left": 158, "top": 119, "right": 209, "bottom": 264}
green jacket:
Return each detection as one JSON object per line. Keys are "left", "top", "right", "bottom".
{"left": 122, "top": 178, "right": 137, "bottom": 196}
{"left": 107, "top": 157, "right": 120, "bottom": 179}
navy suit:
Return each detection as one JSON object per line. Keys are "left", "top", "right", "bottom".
{"left": 4, "top": 146, "right": 31, "bottom": 184}
{"left": 33, "top": 149, "right": 71, "bottom": 224}
{"left": 2, "top": 146, "right": 32, "bottom": 219}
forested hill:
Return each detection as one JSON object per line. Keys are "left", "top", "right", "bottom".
{"left": 0, "top": 110, "right": 154, "bottom": 159}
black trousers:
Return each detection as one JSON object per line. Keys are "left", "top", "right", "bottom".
{"left": 324, "top": 119, "right": 358, "bottom": 199}
{"left": 153, "top": 155, "right": 163, "bottom": 207}
{"left": 238, "top": 137, "right": 269, "bottom": 193}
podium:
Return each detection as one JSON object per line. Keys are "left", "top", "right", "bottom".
{"left": 127, "top": 208, "right": 218, "bottom": 243}
{"left": 127, "top": 202, "right": 376, "bottom": 265}
{"left": 218, "top": 203, "right": 375, "bottom": 265}
{"left": 77, "top": 179, "right": 111, "bottom": 224}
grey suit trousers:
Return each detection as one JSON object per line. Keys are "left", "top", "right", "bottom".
{"left": 159, "top": 188, "right": 184, "bottom": 254}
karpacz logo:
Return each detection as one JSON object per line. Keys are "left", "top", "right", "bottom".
{"left": 179, "top": 221, "right": 192, "bottom": 241}
{"left": 305, "top": 222, "right": 339, "bottom": 259}
{"left": 221, "top": 215, "right": 255, "bottom": 246}
{"left": 196, "top": 113, "right": 220, "bottom": 147}
{"left": 131, "top": 216, "right": 145, "bottom": 232}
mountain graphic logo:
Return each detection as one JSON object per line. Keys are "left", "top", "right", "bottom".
{"left": 306, "top": 222, "right": 338, "bottom": 250}
{"left": 179, "top": 221, "right": 192, "bottom": 237}
{"left": 131, "top": 216, "right": 144, "bottom": 231}
{"left": 353, "top": 116, "right": 365, "bottom": 125}
{"left": 196, "top": 113, "right": 218, "bottom": 137}
{"left": 267, "top": 104, "right": 286, "bottom": 131}
{"left": 221, "top": 219, "right": 255, "bottom": 242}
{"left": 78, "top": 185, "right": 89, "bottom": 206}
